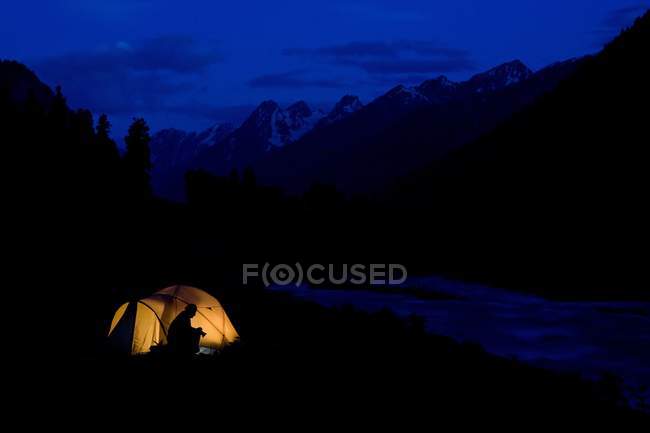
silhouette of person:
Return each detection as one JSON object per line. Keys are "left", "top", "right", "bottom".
{"left": 167, "top": 304, "right": 206, "bottom": 356}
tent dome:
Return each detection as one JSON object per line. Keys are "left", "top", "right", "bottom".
{"left": 108, "top": 285, "right": 239, "bottom": 354}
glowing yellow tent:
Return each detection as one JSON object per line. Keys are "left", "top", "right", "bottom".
{"left": 108, "top": 285, "right": 239, "bottom": 354}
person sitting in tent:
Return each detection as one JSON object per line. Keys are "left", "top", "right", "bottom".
{"left": 167, "top": 304, "right": 206, "bottom": 356}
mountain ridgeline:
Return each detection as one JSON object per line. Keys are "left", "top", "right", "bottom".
{"left": 253, "top": 59, "right": 582, "bottom": 196}
{"left": 4, "top": 10, "right": 648, "bottom": 298}
{"left": 151, "top": 58, "right": 580, "bottom": 199}
{"left": 0, "top": 60, "right": 53, "bottom": 108}
{"left": 390, "top": 12, "right": 650, "bottom": 293}
{"left": 150, "top": 97, "right": 363, "bottom": 199}
{"left": 176, "top": 10, "right": 648, "bottom": 296}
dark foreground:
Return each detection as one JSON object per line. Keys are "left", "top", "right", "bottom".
{"left": 32, "top": 288, "right": 649, "bottom": 428}
{"left": 7, "top": 16, "right": 650, "bottom": 423}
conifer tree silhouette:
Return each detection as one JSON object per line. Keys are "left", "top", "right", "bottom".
{"left": 123, "top": 117, "right": 152, "bottom": 199}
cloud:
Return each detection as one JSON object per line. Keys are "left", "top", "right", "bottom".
{"left": 34, "top": 35, "right": 223, "bottom": 115}
{"left": 359, "top": 74, "right": 434, "bottom": 87}
{"left": 248, "top": 70, "right": 345, "bottom": 89}
{"left": 282, "top": 40, "right": 474, "bottom": 76}
{"left": 284, "top": 41, "right": 468, "bottom": 60}
{"left": 358, "top": 58, "right": 474, "bottom": 74}
{"left": 127, "top": 36, "right": 223, "bottom": 73}
{"left": 39, "top": 35, "right": 221, "bottom": 76}
{"left": 162, "top": 102, "right": 257, "bottom": 124}
{"left": 284, "top": 42, "right": 397, "bottom": 59}
{"left": 252, "top": 40, "right": 473, "bottom": 93}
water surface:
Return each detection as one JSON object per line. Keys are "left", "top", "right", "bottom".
{"left": 271, "top": 276, "right": 650, "bottom": 407}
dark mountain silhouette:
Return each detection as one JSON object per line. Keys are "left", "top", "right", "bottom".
{"left": 194, "top": 100, "right": 326, "bottom": 173}
{"left": 414, "top": 75, "right": 460, "bottom": 102}
{"left": 462, "top": 59, "right": 533, "bottom": 94}
{"left": 150, "top": 123, "right": 234, "bottom": 194}
{"left": 249, "top": 59, "right": 579, "bottom": 195}
{"left": 151, "top": 97, "right": 362, "bottom": 199}
{"left": 315, "top": 95, "right": 364, "bottom": 128}
{"left": 0, "top": 59, "right": 53, "bottom": 107}
{"left": 389, "top": 11, "right": 650, "bottom": 291}
{"left": 155, "top": 122, "right": 237, "bottom": 168}
{"left": 151, "top": 59, "right": 577, "bottom": 200}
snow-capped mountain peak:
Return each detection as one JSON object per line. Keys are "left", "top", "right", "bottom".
{"left": 268, "top": 101, "right": 325, "bottom": 148}
{"left": 150, "top": 122, "right": 234, "bottom": 171}
{"left": 466, "top": 60, "right": 533, "bottom": 93}
{"left": 195, "top": 122, "right": 235, "bottom": 148}
{"left": 416, "top": 76, "right": 459, "bottom": 102}
{"left": 247, "top": 100, "right": 281, "bottom": 131}
{"left": 382, "top": 84, "right": 431, "bottom": 105}
{"left": 317, "top": 95, "right": 364, "bottom": 127}
{"left": 229, "top": 100, "right": 324, "bottom": 150}
{"left": 286, "top": 100, "right": 313, "bottom": 118}
{"left": 335, "top": 95, "right": 364, "bottom": 114}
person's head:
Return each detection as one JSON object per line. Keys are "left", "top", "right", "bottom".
{"left": 185, "top": 304, "right": 198, "bottom": 318}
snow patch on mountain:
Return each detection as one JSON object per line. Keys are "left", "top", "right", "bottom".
{"left": 197, "top": 123, "right": 234, "bottom": 148}
{"left": 317, "top": 95, "right": 364, "bottom": 127}
{"left": 384, "top": 85, "right": 431, "bottom": 105}
{"left": 415, "top": 76, "right": 459, "bottom": 103}
{"left": 267, "top": 101, "right": 326, "bottom": 149}
{"left": 466, "top": 60, "right": 533, "bottom": 93}
{"left": 150, "top": 123, "right": 233, "bottom": 171}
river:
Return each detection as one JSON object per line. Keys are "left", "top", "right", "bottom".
{"left": 271, "top": 276, "right": 650, "bottom": 409}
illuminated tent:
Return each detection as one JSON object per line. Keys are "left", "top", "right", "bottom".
{"left": 108, "top": 285, "right": 239, "bottom": 354}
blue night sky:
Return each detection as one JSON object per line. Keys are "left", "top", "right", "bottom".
{"left": 1, "top": 1, "right": 647, "bottom": 141}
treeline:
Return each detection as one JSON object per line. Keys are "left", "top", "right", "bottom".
{"left": 2, "top": 78, "right": 188, "bottom": 352}
{"left": 1, "top": 77, "right": 391, "bottom": 353}
{"left": 2, "top": 85, "right": 150, "bottom": 204}
{"left": 2, "top": 82, "right": 169, "bottom": 274}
